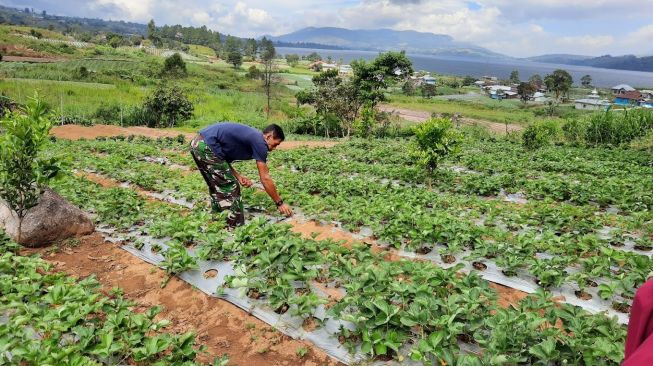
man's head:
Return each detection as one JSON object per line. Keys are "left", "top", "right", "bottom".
{"left": 262, "top": 124, "right": 285, "bottom": 151}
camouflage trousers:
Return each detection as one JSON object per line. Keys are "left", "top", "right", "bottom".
{"left": 189, "top": 134, "right": 244, "bottom": 227}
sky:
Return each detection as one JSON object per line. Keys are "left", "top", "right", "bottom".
{"left": 4, "top": 0, "right": 653, "bottom": 57}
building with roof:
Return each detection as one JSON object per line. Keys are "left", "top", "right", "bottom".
{"left": 614, "top": 90, "right": 643, "bottom": 106}
{"left": 574, "top": 89, "right": 610, "bottom": 110}
{"left": 611, "top": 84, "right": 636, "bottom": 95}
{"left": 532, "top": 92, "right": 547, "bottom": 102}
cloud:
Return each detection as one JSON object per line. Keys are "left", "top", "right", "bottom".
{"left": 3, "top": 0, "right": 650, "bottom": 56}
{"left": 475, "top": 0, "right": 653, "bottom": 21}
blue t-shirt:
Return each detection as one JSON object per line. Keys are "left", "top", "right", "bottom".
{"left": 199, "top": 122, "right": 268, "bottom": 163}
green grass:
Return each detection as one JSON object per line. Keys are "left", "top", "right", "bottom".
{"left": 387, "top": 94, "right": 537, "bottom": 124}
{"left": 187, "top": 44, "right": 215, "bottom": 59}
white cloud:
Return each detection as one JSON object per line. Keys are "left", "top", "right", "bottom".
{"left": 8, "top": 0, "right": 651, "bottom": 56}
{"left": 92, "top": 0, "right": 154, "bottom": 20}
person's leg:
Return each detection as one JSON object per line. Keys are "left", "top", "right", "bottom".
{"left": 190, "top": 136, "right": 221, "bottom": 212}
{"left": 189, "top": 136, "right": 244, "bottom": 227}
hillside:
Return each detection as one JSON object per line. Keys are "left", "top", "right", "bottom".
{"left": 271, "top": 27, "right": 507, "bottom": 59}
{"left": 527, "top": 53, "right": 653, "bottom": 72}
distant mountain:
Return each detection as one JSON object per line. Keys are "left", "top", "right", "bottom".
{"left": 525, "top": 54, "right": 593, "bottom": 64}
{"left": 575, "top": 55, "right": 653, "bottom": 72}
{"left": 526, "top": 53, "right": 653, "bottom": 72}
{"left": 270, "top": 27, "right": 507, "bottom": 59}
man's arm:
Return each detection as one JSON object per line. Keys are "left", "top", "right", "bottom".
{"left": 256, "top": 161, "right": 292, "bottom": 216}
{"left": 229, "top": 163, "right": 253, "bottom": 187}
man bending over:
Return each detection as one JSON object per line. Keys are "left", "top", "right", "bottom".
{"left": 190, "top": 122, "right": 293, "bottom": 227}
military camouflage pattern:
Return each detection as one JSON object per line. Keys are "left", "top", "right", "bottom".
{"left": 190, "top": 134, "right": 244, "bottom": 227}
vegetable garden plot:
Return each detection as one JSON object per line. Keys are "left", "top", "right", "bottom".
{"left": 53, "top": 137, "right": 653, "bottom": 317}
{"left": 44, "top": 136, "right": 643, "bottom": 364}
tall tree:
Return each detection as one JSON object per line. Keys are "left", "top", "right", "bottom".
{"left": 529, "top": 74, "right": 543, "bottom": 88}
{"left": 147, "top": 19, "right": 161, "bottom": 46}
{"left": 259, "top": 37, "right": 276, "bottom": 118}
{"left": 581, "top": 74, "right": 592, "bottom": 88}
{"left": 509, "top": 69, "right": 520, "bottom": 84}
{"left": 544, "top": 69, "right": 573, "bottom": 100}
{"left": 243, "top": 38, "right": 258, "bottom": 59}
{"left": 517, "top": 82, "right": 536, "bottom": 103}
{"left": 297, "top": 51, "right": 413, "bottom": 137}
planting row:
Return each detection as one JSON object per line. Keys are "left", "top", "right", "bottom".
{"left": 47, "top": 173, "right": 628, "bottom": 365}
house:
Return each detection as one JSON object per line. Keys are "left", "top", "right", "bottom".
{"left": 574, "top": 89, "right": 610, "bottom": 110}
{"left": 503, "top": 91, "right": 518, "bottom": 99}
{"left": 339, "top": 64, "right": 352, "bottom": 75}
{"left": 484, "top": 85, "right": 512, "bottom": 100}
{"left": 640, "top": 90, "right": 653, "bottom": 99}
{"left": 532, "top": 92, "right": 547, "bottom": 102}
{"left": 422, "top": 75, "right": 436, "bottom": 85}
{"left": 611, "top": 84, "right": 636, "bottom": 95}
{"left": 614, "top": 90, "right": 643, "bottom": 106}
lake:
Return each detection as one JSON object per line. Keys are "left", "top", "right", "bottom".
{"left": 277, "top": 47, "right": 653, "bottom": 88}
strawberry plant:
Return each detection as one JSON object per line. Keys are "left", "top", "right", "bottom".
{"left": 160, "top": 242, "right": 198, "bottom": 287}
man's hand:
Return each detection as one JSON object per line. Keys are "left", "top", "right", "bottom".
{"left": 237, "top": 175, "right": 253, "bottom": 188}
{"left": 278, "top": 203, "right": 293, "bottom": 217}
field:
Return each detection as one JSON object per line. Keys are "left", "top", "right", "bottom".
{"left": 2, "top": 23, "right": 653, "bottom": 366}
{"left": 3, "top": 128, "right": 649, "bottom": 365}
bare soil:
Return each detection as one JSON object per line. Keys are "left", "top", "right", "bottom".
{"left": 51, "top": 124, "right": 339, "bottom": 150}
{"left": 23, "top": 233, "right": 339, "bottom": 366}
{"left": 377, "top": 104, "right": 524, "bottom": 135}
{"left": 0, "top": 44, "right": 65, "bottom": 60}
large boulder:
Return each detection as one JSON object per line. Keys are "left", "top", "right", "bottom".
{"left": 0, "top": 187, "right": 94, "bottom": 247}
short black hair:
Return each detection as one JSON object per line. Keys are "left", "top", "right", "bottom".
{"left": 263, "top": 124, "right": 285, "bottom": 141}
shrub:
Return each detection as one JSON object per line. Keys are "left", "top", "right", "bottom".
{"left": 562, "top": 118, "right": 587, "bottom": 144}
{"left": 412, "top": 118, "right": 463, "bottom": 178}
{"left": 522, "top": 120, "right": 560, "bottom": 149}
{"left": 142, "top": 85, "right": 194, "bottom": 128}
{"left": 584, "top": 109, "right": 653, "bottom": 145}
{"left": 162, "top": 53, "right": 187, "bottom": 77}
{"left": 0, "top": 96, "right": 62, "bottom": 241}
{"left": 93, "top": 103, "right": 122, "bottom": 124}
{"left": 247, "top": 65, "right": 262, "bottom": 79}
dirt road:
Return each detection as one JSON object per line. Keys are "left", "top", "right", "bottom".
{"left": 51, "top": 124, "right": 339, "bottom": 150}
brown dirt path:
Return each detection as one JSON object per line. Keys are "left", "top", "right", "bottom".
{"left": 377, "top": 104, "right": 524, "bottom": 135}
{"left": 24, "top": 234, "right": 340, "bottom": 366}
{"left": 51, "top": 124, "right": 339, "bottom": 150}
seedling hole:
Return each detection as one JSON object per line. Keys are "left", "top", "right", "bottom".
{"left": 203, "top": 269, "right": 218, "bottom": 279}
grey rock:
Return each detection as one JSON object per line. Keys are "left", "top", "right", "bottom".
{"left": 0, "top": 187, "right": 94, "bottom": 247}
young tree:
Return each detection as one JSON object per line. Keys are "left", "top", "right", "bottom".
{"left": 517, "top": 82, "right": 536, "bottom": 103}
{"left": 147, "top": 19, "right": 161, "bottom": 46}
{"left": 462, "top": 75, "right": 476, "bottom": 86}
{"left": 259, "top": 37, "right": 276, "bottom": 118}
{"left": 143, "top": 85, "right": 194, "bottom": 128}
{"left": 305, "top": 52, "right": 321, "bottom": 62}
{"left": 581, "top": 74, "right": 593, "bottom": 88}
{"left": 421, "top": 83, "right": 437, "bottom": 98}
{"left": 509, "top": 69, "right": 520, "bottom": 84}
{"left": 228, "top": 50, "right": 243, "bottom": 69}
{"left": 402, "top": 79, "right": 416, "bottom": 96}
{"left": 0, "top": 96, "right": 62, "bottom": 243}
{"left": 243, "top": 38, "right": 258, "bottom": 59}
{"left": 162, "top": 53, "right": 187, "bottom": 77}
{"left": 412, "top": 118, "right": 462, "bottom": 187}
{"left": 285, "top": 54, "right": 300, "bottom": 67}
{"left": 544, "top": 69, "right": 573, "bottom": 100}
{"left": 296, "top": 51, "right": 413, "bottom": 137}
